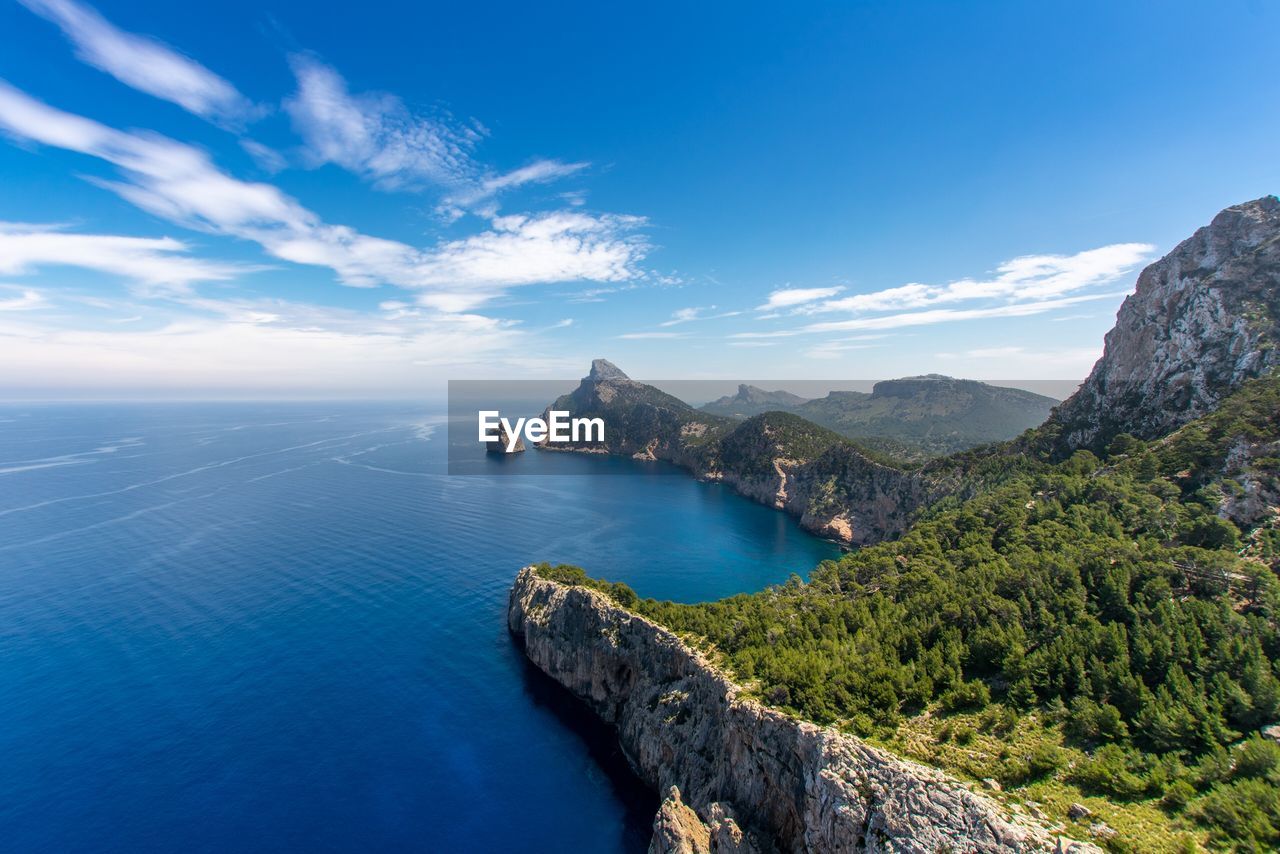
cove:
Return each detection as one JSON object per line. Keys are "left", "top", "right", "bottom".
{"left": 0, "top": 402, "right": 840, "bottom": 852}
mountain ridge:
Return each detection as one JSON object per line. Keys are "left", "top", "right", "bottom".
{"left": 514, "top": 196, "right": 1280, "bottom": 851}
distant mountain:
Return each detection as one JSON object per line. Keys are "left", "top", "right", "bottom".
{"left": 701, "top": 384, "right": 810, "bottom": 418}
{"left": 539, "top": 360, "right": 937, "bottom": 544}
{"left": 797, "top": 376, "right": 1058, "bottom": 459}
{"left": 698, "top": 375, "right": 1058, "bottom": 460}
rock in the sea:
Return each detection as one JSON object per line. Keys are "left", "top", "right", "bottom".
{"left": 483, "top": 420, "right": 525, "bottom": 454}
{"left": 509, "top": 567, "right": 1099, "bottom": 853}
{"left": 1053, "top": 196, "right": 1280, "bottom": 453}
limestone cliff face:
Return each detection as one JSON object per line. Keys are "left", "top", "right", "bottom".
{"left": 1053, "top": 196, "right": 1280, "bottom": 453}
{"left": 509, "top": 568, "right": 1096, "bottom": 854}
{"left": 712, "top": 421, "right": 941, "bottom": 545}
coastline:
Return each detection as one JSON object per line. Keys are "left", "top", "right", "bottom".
{"left": 508, "top": 566, "right": 1098, "bottom": 853}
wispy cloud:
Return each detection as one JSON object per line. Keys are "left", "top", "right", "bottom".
{"left": 803, "top": 292, "right": 1126, "bottom": 333}
{"left": 284, "top": 54, "right": 481, "bottom": 192}
{"left": 0, "top": 223, "right": 244, "bottom": 295}
{"left": 0, "top": 80, "right": 649, "bottom": 311}
{"left": 16, "top": 0, "right": 257, "bottom": 125}
{"left": 440, "top": 159, "right": 590, "bottom": 218}
{"left": 757, "top": 285, "right": 843, "bottom": 311}
{"left": 659, "top": 306, "right": 740, "bottom": 326}
{"left": 0, "top": 286, "right": 48, "bottom": 311}
{"left": 617, "top": 331, "right": 685, "bottom": 339}
{"left": 409, "top": 212, "right": 648, "bottom": 311}
{"left": 805, "top": 244, "right": 1151, "bottom": 315}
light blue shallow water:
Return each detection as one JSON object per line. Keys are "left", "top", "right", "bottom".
{"left": 0, "top": 403, "right": 840, "bottom": 852}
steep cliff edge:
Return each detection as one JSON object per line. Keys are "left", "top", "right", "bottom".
{"left": 1052, "top": 196, "right": 1280, "bottom": 453}
{"left": 509, "top": 567, "right": 1096, "bottom": 853}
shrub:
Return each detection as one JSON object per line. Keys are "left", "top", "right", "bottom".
{"left": 939, "top": 680, "right": 991, "bottom": 713}
{"left": 1191, "top": 778, "right": 1280, "bottom": 849}
{"left": 1071, "top": 745, "right": 1150, "bottom": 799}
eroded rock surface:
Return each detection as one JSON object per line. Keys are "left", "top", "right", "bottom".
{"left": 1053, "top": 196, "right": 1280, "bottom": 453}
{"left": 509, "top": 568, "right": 1097, "bottom": 853}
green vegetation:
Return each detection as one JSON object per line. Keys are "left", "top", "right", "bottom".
{"left": 700, "top": 375, "right": 1059, "bottom": 462}
{"left": 539, "top": 378, "right": 1280, "bottom": 851}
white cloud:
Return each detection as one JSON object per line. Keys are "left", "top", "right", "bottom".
{"left": 809, "top": 244, "right": 1152, "bottom": 315}
{"left": 659, "top": 306, "right": 741, "bottom": 326}
{"left": 240, "top": 139, "right": 287, "bottom": 173}
{"left": 16, "top": 0, "right": 256, "bottom": 125}
{"left": 0, "top": 223, "right": 244, "bottom": 295}
{"left": 0, "top": 286, "right": 48, "bottom": 311}
{"left": 285, "top": 54, "right": 479, "bottom": 192}
{"left": 803, "top": 292, "right": 1126, "bottom": 333}
{"left": 617, "top": 331, "right": 685, "bottom": 339}
{"left": 0, "top": 81, "right": 649, "bottom": 309}
{"left": 439, "top": 159, "right": 589, "bottom": 217}
{"left": 757, "top": 286, "right": 843, "bottom": 311}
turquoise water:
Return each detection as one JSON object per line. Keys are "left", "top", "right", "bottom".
{"left": 0, "top": 403, "right": 840, "bottom": 852}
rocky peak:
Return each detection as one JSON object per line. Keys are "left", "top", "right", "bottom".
{"left": 1053, "top": 196, "right": 1280, "bottom": 452}
{"left": 587, "top": 358, "right": 630, "bottom": 383}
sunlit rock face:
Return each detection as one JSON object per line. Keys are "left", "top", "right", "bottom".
{"left": 1053, "top": 196, "right": 1280, "bottom": 454}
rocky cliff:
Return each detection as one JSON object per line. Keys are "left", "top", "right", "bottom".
{"left": 509, "top": 567, "right": 1097, "bottom": 853}
{"left": 1053, "top": 196, "right": 1280, "bottom": 453}
{"left": 542, "top": 364, "right": 935, "bottom": 545}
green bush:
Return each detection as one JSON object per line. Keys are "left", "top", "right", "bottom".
{"left": 1070, "top": 744, "right": 1150, "bottom": 800}
{"left": 939, "top": 680, "right": 991, "bottom": 713}
{"left": 1191, "top": 778, "right": 1280, "bottom": 849}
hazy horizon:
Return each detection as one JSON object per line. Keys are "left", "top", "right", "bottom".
{"left": 0, "top": 0, "right": 1274, "bottom": 395}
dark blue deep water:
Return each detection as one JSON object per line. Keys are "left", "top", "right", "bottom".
{"left": 0, "top": 403, "right": 839, "bottom": 853}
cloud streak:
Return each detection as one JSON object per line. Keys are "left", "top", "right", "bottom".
{"left": 0, "top": 80, "right": 649, "bottom": 311}
{"left": 757, "top": 285, "right": 844, "bottom": 311}
{"left": 0, "top": 223, "right": 245, "bottom": 295}
{"left": 16, "top": 0, "right": 257, "bottom": 125}
{"left": 805, "top": 244, "right": 1152, "bottom": 315}
{"left": 803, "top": 292, "right": 1127, "bottom": 333}
{"left": 285, "top": 55, "right": 480, "bottom": 192}
{"left": 0, "top": 286, "right": 48, "bottom": 311}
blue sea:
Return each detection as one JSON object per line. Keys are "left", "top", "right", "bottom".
{"left": 0, "top": 403, "right": 840, "bottom": 852}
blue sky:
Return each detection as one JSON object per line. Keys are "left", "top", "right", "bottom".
{"left": 0, "top": 0, "right": 1275, "bottom": 397}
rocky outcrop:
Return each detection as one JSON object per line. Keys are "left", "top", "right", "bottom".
{"left": 1053, "top": 196, "right": 1280, "bottom": 453}
{"left": 542, "top": 365, "right": 938, "bottom": 545}
{"left": 713, "top": 414, "right": 943, "bottom": 544}
{"left": 509, "top": 568, "right": 1097, "bottom": 853}
{"left": 483, "top": 420, "right": 526, "bottom": 454}
{"left": 651, "top": 787, "right": 760, "bottom": 854}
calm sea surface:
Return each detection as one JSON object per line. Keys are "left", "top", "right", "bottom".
{"left": 0, "top": 403, "right": 839, "bottom": 852}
